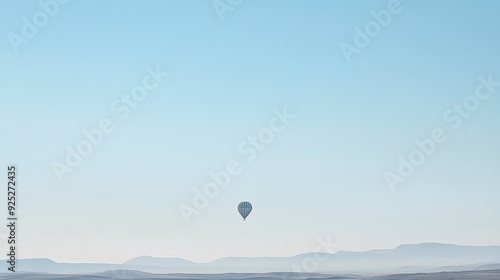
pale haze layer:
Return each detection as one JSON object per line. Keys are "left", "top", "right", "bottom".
{"left": 1, "top": 0, "right": 500, "bottom": 264}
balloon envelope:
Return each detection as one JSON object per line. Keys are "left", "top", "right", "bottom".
{"left": 238, "top": 202, "right": 252, "bottom": 221}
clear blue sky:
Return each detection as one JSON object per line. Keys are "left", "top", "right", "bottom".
{"left": 1, "top": 0, "right": 499, "bottom": 264}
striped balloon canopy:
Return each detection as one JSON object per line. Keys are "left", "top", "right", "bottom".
{"left": 238, "top": 202, "right": 252, "bottom": 221}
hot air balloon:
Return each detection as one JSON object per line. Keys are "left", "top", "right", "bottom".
{"left": 238, "top": 201, "right": 252, "bottom": 221}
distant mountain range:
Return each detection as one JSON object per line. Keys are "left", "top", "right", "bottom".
{"left": 2, "top": 243, "right": 500, "bottom": 275}
{"left": 3, "top": 269, "right": 500, "bottom": 280}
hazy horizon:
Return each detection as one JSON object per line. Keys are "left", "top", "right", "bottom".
{"left": 3, "top": 242, "right": 500, "bottom": 278}
{"left": 6, "top": 242, "right": 500, "bottom": 264}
